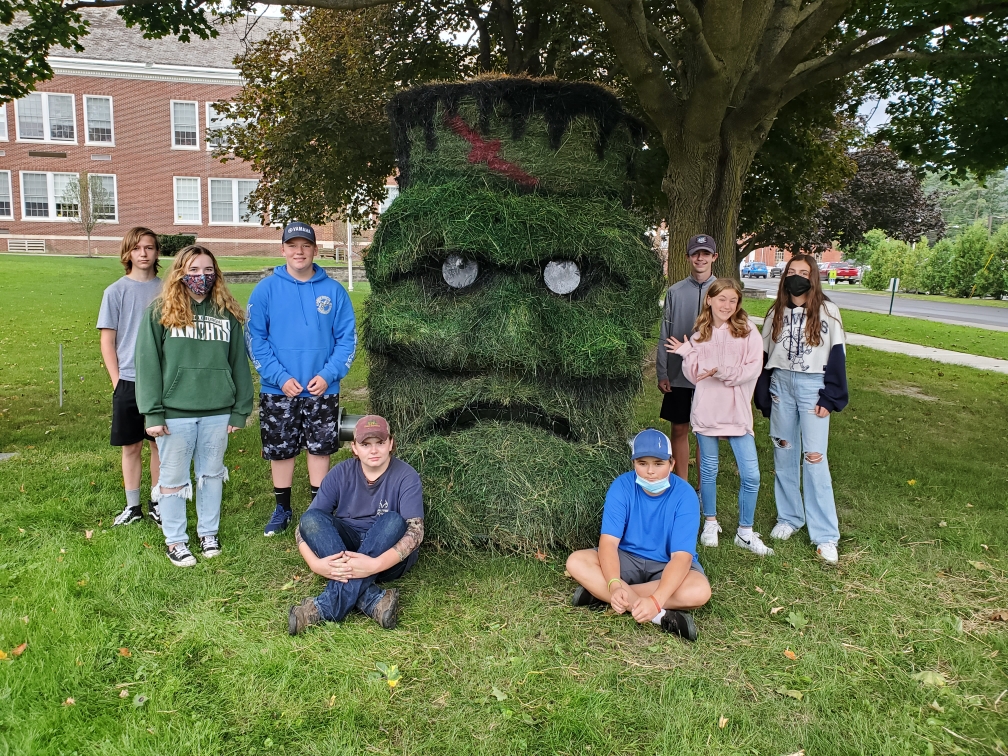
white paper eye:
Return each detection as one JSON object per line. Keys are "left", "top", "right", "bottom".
{"left": 442, "top": 254, "right": 479, "bottom": 289}
{"left": 544, "top": 260, "right": 580, "bottom": 295}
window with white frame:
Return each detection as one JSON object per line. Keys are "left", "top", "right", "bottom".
{"left": 173, "top": 177, "right": 202, "bottom": 223}
{"left": 0, "top": 171, "right": 12, "bottom": 218}
{"left": 16, "top": 93, "right": 76, "bottom": 142}
{"left": 378, "top": 185, "right": 399, "bottom": 214}
{"left": 89, "top": 174, "right": 118, "bottom": 221}
{"left": 19, "top": 171, "right": 87, "bottom": 220}
{"left": 171, "top": 101, "right": 199, "bottom": 149}
{"left": 209, "top": 178, "right": 260, "bottom": 225}
{"left": 84, "top": 96, "right": 114, "bottom": 144}
{"left": 205, "top": 102, "right": 234, "bottom": 152}
{"left": 0, "top": 105, "right": 7, "bottom": 141}
{"left": 775, "top": 249, "right": 785, "bottom": 263}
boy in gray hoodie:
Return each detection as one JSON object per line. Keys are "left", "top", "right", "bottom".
{"left": 656, "top": 234, "right": 718, "bottom": 481}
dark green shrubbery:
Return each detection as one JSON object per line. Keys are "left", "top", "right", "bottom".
{"left": 157, "top": 234, "right": 197, "bottom": 257}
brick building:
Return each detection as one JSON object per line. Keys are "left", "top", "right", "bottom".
{"left": 0, "top": 11, "right": 387, "bottom": 258}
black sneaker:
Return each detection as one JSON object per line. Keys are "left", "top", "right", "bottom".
{"left": 288, "top": 597, "right": 323, "bottom": 635}
{"left": 367, "top": 588, "right": 399, "bottom": 629}
{"left": 660, "top": 610, "right": 698, "bottom": 642}
{"left": 148, "top": 501, "right": 162, "bottom": 526}
{"left": 113, "top": 503, "right": 143, "bottom": 527}
{"left": 571, "top": 586, "right": 606, "bottom": 609}
{"left": 199, "top": 534, "right": 222, "bottom": 558}
{"left": 166, "top": 543, "right": 197, "bottom": 567}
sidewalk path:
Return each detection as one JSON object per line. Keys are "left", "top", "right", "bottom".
{"left": 749, "top": 317, "right": 1008, "bottom": 375}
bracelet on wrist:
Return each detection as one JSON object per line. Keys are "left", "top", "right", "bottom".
{"left": 649, "top": 595, "right": 662, "bottom": 613}
{"left": 607, "top": 577, "right": 623, "bottom": 591}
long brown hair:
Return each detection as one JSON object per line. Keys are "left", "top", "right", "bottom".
{"left": 693, "top": 278, "right": 751, "bottom": 342}
{"left": 769, "top": 253, "right": 831, "bottom": 347}
{"left": 120, "top": 227, "right": 160, "bottom": 274}
{"left": 155, "top": 245, "right": 245, "bottom": 329}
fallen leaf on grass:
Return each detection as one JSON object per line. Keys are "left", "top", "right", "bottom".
{"left": 327, "top": 694, "right": 336, "bottom": 708}
{"left": 786, "top": 611, "right": 808, "bottom": 631}
{"left": 784, "top": 649, "right": 798, "bottom": 661}
{"left": 938, "top": 521, "right": 947, "bottom": 528}
{"left": 18, "top": 528, "right": 24, "bottom": 533}
{"left": 775, "top": 686, "right": 803, "bottom": 701}
{"left": 908, "top": 480, "right": 916, "bottom": 486}
{"left": 770, "top": 606, "right": 784, "bottom": 615}
{"left": 85, "top": 530, "right": 93, "bottom": 539}
{"left": 11, "top": 642, "right": 26, "bottom": 657}
{"left": 929, "top": 700, "right": 945, "bottom": 713}
{"left": 63, "top": 698, "right": 75, "bottom": 706}
{"left": 133, "top": 694, "right": 147, "bottom": 708}
{"left": 913, "top": 671, "right": 946, "bottom": 687}
{"left": 376, "top": 662, "right": 401, "bottom": 689}
{"left": 280, "top": 581, "right": 295, "bottom": 591}
{"left": 989, "top": 610, "right": 1008, "bottom": 622}
{"left": 981, "top": 544, "right": 989, "bottom": 551}
{"left": 119, "top": 648, "right": 131, "bottom": 658}
{"left": 783, "top": 751, "right": 805, "bottom": 756}
{"left": 76, "top": 579, "right": 88, "bottom": 587}
{"left": 120, "top": 689, "right": 129, "bottom": 698}
{"left": 969, "top": 561, "right": 991, "bottom": 571}
{"left": 0, "top": 650, "right": 6, "bottom": 661}
{"left": 534, "top": 549, "right": 548, "bottom": 562}
{"left": 143, "top": 543, "right": 151, "bottom": 549}
{"left": 718, "top": 715, "right": 728, "bottom": 729}
{"left": 21, "top": 616, "right": 28, "bottom": 624}
{"left": 491, "top": 686, "right": 508, "bottom": 702}
{"left": 755, "top": 586, "right": 765, "bottom": 594}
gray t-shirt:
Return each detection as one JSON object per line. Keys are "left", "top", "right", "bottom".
{"left": 96, "top": 276, "right": 162, "bottom": 381}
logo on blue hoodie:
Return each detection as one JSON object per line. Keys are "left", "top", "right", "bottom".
{"left": 316, "top": 295, "right": 332, "bottom": 314}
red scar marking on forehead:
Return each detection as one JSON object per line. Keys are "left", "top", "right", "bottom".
{"left": 444, "top": 115, "right": 540, "bottom": 188}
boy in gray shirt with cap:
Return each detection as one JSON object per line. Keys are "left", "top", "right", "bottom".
{"left": 657, "top": 234, "right": 718, "bottom": 482}
{"left": 97, "top": 227, "right": 163, "bottom": 526}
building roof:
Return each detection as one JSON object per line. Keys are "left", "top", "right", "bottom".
{"left": 52, "top": 8, "right": 295, "bottom": 70}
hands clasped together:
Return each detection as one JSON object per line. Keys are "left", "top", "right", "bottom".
{"left": 282, "top": 375, "right": 329, "bottom": 397}
{"left": 309, "top": 551, "right": 379, "bottom": 583}
{"left": 609, "top": 582, "right": 662, "bottom": 624}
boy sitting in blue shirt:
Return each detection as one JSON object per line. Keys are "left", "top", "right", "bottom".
{"left": 566, "top": 429, "right": 711, "bottom": 641}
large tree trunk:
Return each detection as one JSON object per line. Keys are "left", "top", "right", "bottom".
{"left": 664, "top": 133, "right": 760, "bottom": 282}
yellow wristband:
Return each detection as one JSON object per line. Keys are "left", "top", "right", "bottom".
{"left": 607, "top": 577, "right": 622, "bottom": 590}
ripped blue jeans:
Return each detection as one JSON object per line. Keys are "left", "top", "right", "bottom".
{"left": 154, "top": 414, "right": 230, "bottom": 545}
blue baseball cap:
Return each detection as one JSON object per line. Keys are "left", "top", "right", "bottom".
{"left": 631, "top": 428, "right": 672, "bottom": 460}
{"left": 282, "top": 221, "right": 316, "bottom": 244}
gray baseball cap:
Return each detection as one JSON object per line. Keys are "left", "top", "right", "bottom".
{"left": 687, "top": 234, "right": 716, "bottom": 256}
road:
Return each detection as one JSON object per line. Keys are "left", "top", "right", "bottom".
{"left": 743, "top": 276, "right": 1008, "bottom": 331}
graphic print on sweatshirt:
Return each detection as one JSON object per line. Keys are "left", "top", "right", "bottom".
{"left": 780, "top": 311, "right": 829, "bottom": 372}
{"left": 168, "top": 314, "right": 232, "bottom": 342}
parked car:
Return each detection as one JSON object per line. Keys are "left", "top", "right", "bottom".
{"left": 770, "top": 262, "right": 785, "bottom": 278}
{"left": 741, "top": 261, "right": 769, "bottom": 278}
{"left": 819, "top": 261, "right": 861, "bottom": 284}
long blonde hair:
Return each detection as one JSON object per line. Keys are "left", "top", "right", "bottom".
{"left": 156, "top": 245, "right": 245, "bottom": 329}
{"left": 692, "top": 278, "right": 751, "bottom": 342}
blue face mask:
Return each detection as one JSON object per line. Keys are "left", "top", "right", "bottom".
{"left": 636, "top": 474, "right": 671, "bottom": 495}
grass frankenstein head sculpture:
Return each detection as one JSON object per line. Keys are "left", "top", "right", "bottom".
{"left": 363, "top": 78, "right": 664, "bottom": 551}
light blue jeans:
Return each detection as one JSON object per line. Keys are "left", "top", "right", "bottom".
{"left": 768, "top": 370, "right": 840, "bottom": 545}
{"left": 154, "top": 414, "right": 230, "bottom": 545}
{"left": 695, "top": 432, "right": 760, "bottom": 528}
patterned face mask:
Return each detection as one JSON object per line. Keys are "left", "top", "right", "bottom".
{"left": 182, "top": 273, "right": 216, "bottom": 296}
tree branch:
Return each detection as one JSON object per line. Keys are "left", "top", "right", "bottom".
{"left": 782, "top": 1, "right": 1008, "bottom": 104}
{"left": 66, "top": 0, "right": 394, "bottom": 9}
{"left": 673, "top": 0, "right": 722, "bottom": 74}
{"left": 646, "top": 19, "right": 679, "bottom": 65}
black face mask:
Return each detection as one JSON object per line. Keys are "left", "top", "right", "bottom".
{"left": 784, "top": 274, "right": 812, "bottom": 297}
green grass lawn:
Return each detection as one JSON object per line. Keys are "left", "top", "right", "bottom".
{"left": 1, "top": 257, "right": 1006, "bottom": 755}
{"left": 838, "top": 285, "right": 1008, "bottom": 310}
{"left": 743, "top": 298, "right": 1008, "bottom": 361}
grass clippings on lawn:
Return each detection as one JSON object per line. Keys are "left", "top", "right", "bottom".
{"left": 0, "top": 256, "right": 1006, "bottom": 755}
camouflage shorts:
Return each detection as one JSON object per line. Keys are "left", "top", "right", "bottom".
{"left": 259, "top": 393, "right": 341, "bottom": 460}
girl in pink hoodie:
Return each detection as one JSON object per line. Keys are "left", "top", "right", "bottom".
{"left": 666, "top": 279, "right": 771, "bottom": 556}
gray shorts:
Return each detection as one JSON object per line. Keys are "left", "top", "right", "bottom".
{"left": 607, "top": 548, "right": 705, "bottom": 584}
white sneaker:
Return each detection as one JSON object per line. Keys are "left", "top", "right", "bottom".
{"left": 770, "top": 521, "right": 799, "bottom": 541}
{"left": 735, "top": 531, "right": 774, "bottom": 556}
{"left": 816, "top": 542, "right": 839, "bottom": 564}
{"left": 700, "top": 520, "right": 722, "bottom": 547}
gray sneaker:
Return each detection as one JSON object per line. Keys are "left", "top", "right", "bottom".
{"left": 288, "top": 597, "right": 323, "bottom": 635}
{"left": 368, "top": 588, "right": 400, "bottom": 630}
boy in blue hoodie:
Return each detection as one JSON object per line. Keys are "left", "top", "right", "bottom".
{"left": 246, "top": 221, "right": 358, "bottom": 536}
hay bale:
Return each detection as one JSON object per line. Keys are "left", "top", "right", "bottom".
{"left": 365, "top": 78, "right": 660, "bottom": 551}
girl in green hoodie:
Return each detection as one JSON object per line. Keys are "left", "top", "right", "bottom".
{"left": 136, "top": 246, "right": 254, "bottom": 567}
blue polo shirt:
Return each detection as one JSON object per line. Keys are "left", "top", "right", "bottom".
{"left": 601, "top": 471, "right": 700, "bottom": 567}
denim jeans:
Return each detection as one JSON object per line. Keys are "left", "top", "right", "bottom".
{"left": 298, "top": 509, "right": 419, "bottom": 622}
{"left": 154, "top": 414, "right": 230, "bottom": 545}
{"left": 768, "top": 370, "right": 840, "bottom": 545}
{"left": 695, "top": 432, "right": 761, "bottom": 528}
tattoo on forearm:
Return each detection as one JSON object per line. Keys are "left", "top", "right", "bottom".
{"left": 392, "top": 518, "right": 424, "bottom": 561}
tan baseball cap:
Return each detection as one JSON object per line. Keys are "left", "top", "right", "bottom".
{"left": 354, "top": 415, "right": 390, "bottom": 443}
